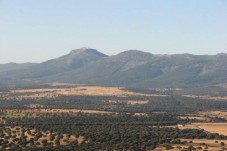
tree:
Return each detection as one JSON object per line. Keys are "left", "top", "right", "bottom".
{"left": 220, "top": 142, "right": 225, "bottom": 146}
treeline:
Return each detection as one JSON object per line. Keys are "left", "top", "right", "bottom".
{"left": 4, "top": 112, "right": 189, "bottom": 127}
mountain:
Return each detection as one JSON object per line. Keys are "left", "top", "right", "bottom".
{"left": 0, "top": 48, "right": 107, "bottom": 86}
{"left": 42, "top": 51, "right": 227, "bottom": 88}
{"left": 20, "top": 47, "right": 107, "bottom": 78}
{"left": 0, "top": 63, "right": 37, "bottom": 85}
{"left": 0, "top": 48, "right": 227, "bottom": 89}
{"left": 0, "top": 62, "right": 36, "bottom": 73}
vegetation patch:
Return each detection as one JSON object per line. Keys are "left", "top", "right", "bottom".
{"left": 0, "top": 126, "right": 84, "bottom": 150}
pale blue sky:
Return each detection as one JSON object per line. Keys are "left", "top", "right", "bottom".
{"left": 0, "top": 0, "right": 227, "bottom": 63}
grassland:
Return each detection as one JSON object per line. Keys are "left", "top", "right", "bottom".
{"left": 0, "top": 86, "right": 168, "bottom": 100}
{"left": 199, "top": 111, "right": 227, "bottom": 120}
{"left": 178, "top": 123, "right": 227, "bottom": 136}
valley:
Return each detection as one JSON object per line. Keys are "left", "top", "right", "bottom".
{"left": 0, "top": 84, "right": 227, "bottom": 150}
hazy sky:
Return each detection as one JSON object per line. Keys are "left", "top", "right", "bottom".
{"left": 0, "top": 0, "right": 227, "bottom": 63}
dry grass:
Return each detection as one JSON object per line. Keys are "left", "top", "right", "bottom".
{"left": 133, "top": 113, "right": 148, "bottom": 116}
{"left": 5, "top": 86, "right": 167, "bottom": 99}
{"left": 197, "top": 123, "right": 227, "bottom": 136}
{"left": 183, "top": 94, "right": 227, "bottom": 100}
{"left": 178, "top": 123, "right": 227, "bottom": 136}
{"left": 178, "top": 116, "right": 209, "bottom": 121}
{"left": 126, "top": 100, "right": 148, "bottom": 105}
{"left": 199, "top": 111, "right": 227, "bottom": 120}
{"left": 182, "top": 138, "right": 227, "bottom": 146}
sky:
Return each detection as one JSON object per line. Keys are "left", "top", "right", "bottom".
{"left": 0, "top": 0, "right": 227, "bottom": 63}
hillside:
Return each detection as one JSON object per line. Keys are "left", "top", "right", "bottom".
{"left": 0, "top": 48, "right": 227, "bottom": 90}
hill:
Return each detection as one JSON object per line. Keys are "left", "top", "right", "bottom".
{"left": 0, "top": 48, "right": 226, "bottom": 90}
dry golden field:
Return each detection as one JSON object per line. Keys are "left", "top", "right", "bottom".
{"left": 199, "top": 111, "right": 227, "bottom": 120}
{"left": 0, "top": 85, "right": 168, "bottom": 100}
{"left": 2, "top": 85, "right": 227, "bottom": 102}
{"left": 178, "top": 123, "right": 227, "bottom": 136}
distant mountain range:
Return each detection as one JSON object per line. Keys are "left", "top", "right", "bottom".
{"left": 0, "top": 47, "right": 227, "bottom": 90}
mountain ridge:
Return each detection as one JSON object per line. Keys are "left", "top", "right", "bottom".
{"left": 0, "top": 48, "right": 226, "bottom": 89}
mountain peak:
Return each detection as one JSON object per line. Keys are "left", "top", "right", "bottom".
{"left": 120, "top": 49, "right": 151, "bottom": 54}
{"left": 115, "top": 50, "right": 153, "bottom": 59}
{"left": 70, "top": 47, "right": 104, "bottom": 55}
{"left": 70, "top": 47, "right": 88, "bottom": 53}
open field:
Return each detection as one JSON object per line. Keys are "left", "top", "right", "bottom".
{"left": 126, "top": 100, "right": 149, "bottom": 105}
{"left": 178, "top": 111, "right": 227, "bottom": 123}
{"left": 0, "top": 86, "right": 168, "bottom": 100}
{"left": 199, "top": 111, "right": 227, "bottom": 120}
{"left": 11, "top": 86, "right": 163, "bottom": 96}
{"left": 178, "top": 123, "right": 227, "bottom": 136}
{"left": 2, "top": 85, "right": 227, "bottom": 102}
